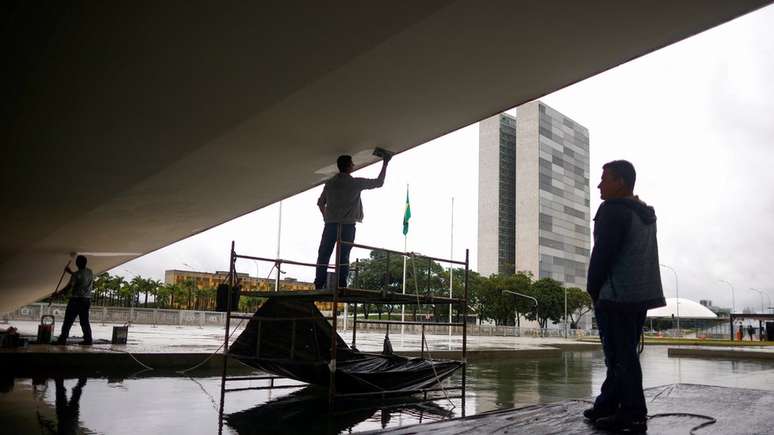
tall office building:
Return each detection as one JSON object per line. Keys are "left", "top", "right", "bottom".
{"left": 478, "top": 101, "right": 590, "bottom": 289}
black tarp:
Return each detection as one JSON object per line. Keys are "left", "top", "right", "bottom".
{"left": 225, "top": 385, "right": 454, "bottom": 435}
{"left": 229, "top": 299, "right": 462, "bottom": 393}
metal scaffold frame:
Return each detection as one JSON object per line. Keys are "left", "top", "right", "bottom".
{"left": 217, "top": 230, "right": 470, "bottom": 432}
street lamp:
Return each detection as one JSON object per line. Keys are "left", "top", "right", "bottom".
{"left": 750, "top": 288, "right": 771, "bottom": 314}
{"left": 762, "top": 289, "right": 773, "bottom": 314}
{"left": 502, "top": 290, "right": 540, "bottom": 337}
{"left": 659, "top": 264, "right": 680, "bottom": 336}
{"left": 719, "top": 279, "right": 735, "bottom": 315}
{"left": 750, "top": 287, "right": 766, "bottom": 314}
{"left": 564, "top": 286, "right": 568, "bottom": 339}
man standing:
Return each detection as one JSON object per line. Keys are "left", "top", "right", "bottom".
{"left": 55, "top": 255, "right": 94, "bottom": 345}
{"left": 314, "top": 154, "right": 389, "bottom": 290}
{"left": 584, "top": 160, "right": 666, "bottom": 432}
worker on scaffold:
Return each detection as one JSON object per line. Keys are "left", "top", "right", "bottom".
{"left": 314, "top": 153, "right": 390, "bottom": 289}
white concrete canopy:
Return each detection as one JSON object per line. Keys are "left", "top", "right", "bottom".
{"left": 2, "top": 1, "right": 771, "bottom": 313}
{"left": 647, "top": 298, "right": 718, "bottom": 319}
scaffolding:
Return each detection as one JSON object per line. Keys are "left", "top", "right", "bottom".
{"left": 217, "top": 230, "right": 470, "bottom": 432}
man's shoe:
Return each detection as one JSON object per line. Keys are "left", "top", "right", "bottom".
{"left": 583, "top": 407, "right": 613, "bottom": 423}
{"left": 78, "top": 341, "right": 93, "bottom": 346}
{"left": 594, "top": 415, "right": 648, "bottom": 433}
{"left": 54, "top": 338, "right": 67, "bottom": 346}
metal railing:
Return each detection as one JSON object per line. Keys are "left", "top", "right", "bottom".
{"left": 217, "top": 235, "right": 470, "bottom": 431}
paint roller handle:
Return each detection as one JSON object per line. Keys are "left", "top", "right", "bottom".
{"left": 48, "top": 259, "right": 72, "bottom": 306}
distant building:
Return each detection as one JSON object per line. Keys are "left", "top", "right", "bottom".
{"left": 478, "top": 101, "right": 590, "bottom": 289}
{"left": 700, "top": 299, "right": 730, "bottom": 317}
{"left": 164, "top": 269, "right": 313, "bottom": 292}
{"left": 163, "top": 269, "right": 330, "bottom": 311}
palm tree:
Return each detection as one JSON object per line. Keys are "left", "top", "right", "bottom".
{"left": 146, "top": 279, "right": 162, "bottom": 307}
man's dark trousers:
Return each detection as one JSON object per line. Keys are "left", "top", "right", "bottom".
{"left": 58, "top": 297, "right": 93, "bottom": 343}
{"left": 314, "top": 223, "right": 356, "bottom": 289}
{"left": 593, "top": 303, "right": 647, "bottom": 420}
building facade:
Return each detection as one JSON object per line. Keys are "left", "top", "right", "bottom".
{"left": 164, "top": 269, "right": 331, "bottom": 311}
{"left": 478, "top": 101, "right": 590, "bottom": 289}
{"left": 164, "top": 269, "right": 314, "bottom": 292}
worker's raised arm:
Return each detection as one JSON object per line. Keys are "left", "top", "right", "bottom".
{"left": 357, "top": 158, "right": 389, "bottom": 190}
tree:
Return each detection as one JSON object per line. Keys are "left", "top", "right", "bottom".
{"left": 527, "top": 278, "right": 565, "bottom": 328}
{"left": 437, "top": 267, "right": 482, "bottom": 323}
{"left": 351, "top": 251, "right": 453, "bottom": 320}
{"left": 97, "top": 274, "right": 126, "bottom": 306}
{"left": 92, "top": 272, "right": 112, "bottom": 305}
{"left": 566, "top": 287, "right": 593, "bottom": 328}
{"left": 477, "top": 272, "right": 532, "bottom": 325}
{"left": 155, "top": 283, "right": 174, "bottom": 308}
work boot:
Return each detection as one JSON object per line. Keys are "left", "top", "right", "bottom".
{"left": 583, "top": 407, "right": 613, "bottom": 423}
{"left": 594, "top": 414, "right": 647, "bottom": 433}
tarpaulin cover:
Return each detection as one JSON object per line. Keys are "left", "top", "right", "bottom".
{"left": 226, "top": 385, "right": 454, "bottom": 435}
{"left": 229, "top": 299, "right": 462, "bottom": 393}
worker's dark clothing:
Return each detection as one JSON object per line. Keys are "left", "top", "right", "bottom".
{"left": 57, "top": 267, "right": 94, "bottom": 344}
{"left": 314, "top": 223, "right": 355, "bottom": 289}
{"left": 587, "top": 196, "right": 665, "bottom": 422}
{"left": 593, "top": 304, "right": 647, "bottom": 419}
{"left": 55, "top": 377, "right": 86, "bottom": 435}
{"left": 57, "top": 297, "right": 93, "bottom": 344}
{"left": 67, "top": 268, "right": 94, "bottom": 298}
{"left": 587, "top": 198, "right": 665, "bottom": 309}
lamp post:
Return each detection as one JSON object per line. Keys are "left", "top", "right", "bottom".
{"left": 762, "top": 289, "right": 773, "bottom": 314}
{"left": 750, "top": 288, "right": 765, "bottom": 314}
{"left": 719, "top": 279, "right": 735, "bottom": 315}
{"left": 564, "top": 286, "right": 568, "bottom": 339}
{"left": 659, "top": 264, "right": 680, "bottom": 336}
{"left": 503, "top": 290, "right": 540, "bottom": 337}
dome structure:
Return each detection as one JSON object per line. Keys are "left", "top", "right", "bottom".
{"left": 646, "top": 298, "right": 717, "bottom": 319}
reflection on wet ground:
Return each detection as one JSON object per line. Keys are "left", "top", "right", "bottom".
{"left": 2, "top": 347, "right": 774, "bottom": 434}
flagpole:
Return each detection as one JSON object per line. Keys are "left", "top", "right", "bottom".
{"left": 401, "top": 184, "right": 408, "bottom": 337}
{"left": 401, "top": 235, "right": 407, "bottom": 337}
{"left": 449, "top": 197, "right": 454, "bottom": 342}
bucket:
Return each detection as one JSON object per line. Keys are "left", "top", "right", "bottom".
{"left": 37, "top": 315, "right": 55, "bottom": 344}
{"left": 112, "top": 325, "right": 128, "bottom": 344}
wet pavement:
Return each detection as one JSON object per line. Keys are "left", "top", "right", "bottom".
{"left": 2, "top": 346, "right": 774, "bottom": 434}
{"left": 374, "top": 384, "right": 774, "bottom": 434}
{"left": 6, "top": 320, "right": 591, "bottom": 353}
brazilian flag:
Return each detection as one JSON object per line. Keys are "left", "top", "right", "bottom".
{"left": 402, "top": 188, "right": 411, "bottom": 236}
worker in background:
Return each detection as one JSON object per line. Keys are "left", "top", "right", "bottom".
{"left": 54, "top": 255, "right": 94, "bottom": 345}
{"left": 314, "top": 153, "right": 390, "bottom": 289}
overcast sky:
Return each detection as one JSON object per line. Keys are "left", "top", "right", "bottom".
{"left": 116, "top": 5, "right": 774, "bottom": 313}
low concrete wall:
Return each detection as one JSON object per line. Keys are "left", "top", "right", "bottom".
{"left": 342, "top": 320, "right": 597, "bottom": 338}
{"left": 3, "top": 304, "right": 598, "bottom": 338}
{"left": 669, "top": 347, "right": 774, "bottom": 360}
{"left": 3, "top": 303, "right": 230, "bottom": 327}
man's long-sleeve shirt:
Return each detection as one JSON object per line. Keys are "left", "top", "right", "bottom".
{"left": 317, "top": 172, "right": 385, "bottom": 224}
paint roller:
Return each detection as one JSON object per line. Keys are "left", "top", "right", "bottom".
{"left": 49, "top": 252, "right": 76, "bottom": 306}
{"left": 372, "top": 147, "right": 395, "bottom": 161}
{"left": 47, "top": 250, "right": 141, "bottom": 306}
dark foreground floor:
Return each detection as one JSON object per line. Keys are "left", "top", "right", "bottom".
{"left": 372, "top": 384, "right": 774, "bottom": 434}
